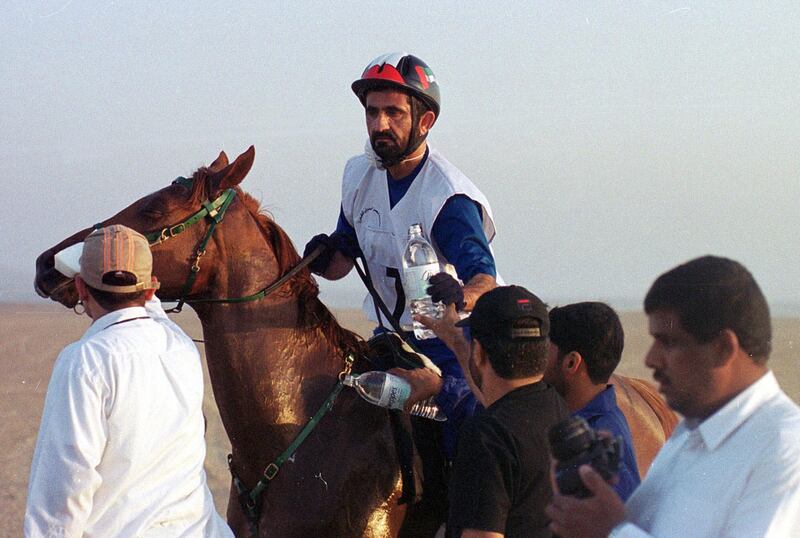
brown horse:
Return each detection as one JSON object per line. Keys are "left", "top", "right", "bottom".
{"left": 610, "top": 375, "right": 678, "bottom": 478}
{"left": 34, "top": 147, "right": 676, "bottom": 536}
{"left": 34, "top": 147, "right": 406, "bottom": 537}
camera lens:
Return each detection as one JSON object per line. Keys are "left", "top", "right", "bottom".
{"left": 548, "top": 416, "right": 594, "bottom": 461}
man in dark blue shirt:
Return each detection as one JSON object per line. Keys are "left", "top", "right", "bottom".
{"left": 543, "top": 302, "right": 640, "bottom": 500}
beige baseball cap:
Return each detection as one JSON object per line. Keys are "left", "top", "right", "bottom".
{"left": 79, "top": 224, "right": 160, "bottom": 293}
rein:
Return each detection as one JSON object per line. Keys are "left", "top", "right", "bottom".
{"left": 353, "top": 257, "right": 420, "bottom": 351}
{"left": 142, "top": 177, "right": 322, "bottom": 313}
{"left": 142, "top": 176, "right": 342, "bottom": 534}
{"left": 230, "top": 354, "right": 355, "bottom": 534}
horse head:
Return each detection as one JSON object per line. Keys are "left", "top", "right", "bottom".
{"left": 32, "top": 145, "right": 413, "bottom": 536}
{"left": 35, "top": 147, "right": 256, "bottom": 309}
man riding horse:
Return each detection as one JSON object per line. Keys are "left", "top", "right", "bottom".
{"left": 303, "top": 52, "right": 500, "bottom": 532}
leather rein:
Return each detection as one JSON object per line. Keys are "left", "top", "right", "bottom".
{"left": 140, "top": 176, "right": 350, "bottom": 534}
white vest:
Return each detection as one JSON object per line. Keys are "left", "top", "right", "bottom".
{"left": 342, "top": 148, "right": 498, "bottom": 328}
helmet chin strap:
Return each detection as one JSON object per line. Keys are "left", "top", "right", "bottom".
{"left": 364, "top": 138, "right": 425, "bottom": 170}
{"left": 364, "top": 140, "right": 426, "bottom": 171}
{"left": 393, "top": 96, "right": 427, "bottom": 165}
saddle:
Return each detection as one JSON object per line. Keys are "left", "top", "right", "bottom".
{"left": 364, "top": 331, "right": 434, "bottom": 506}
{"left": 366, "top": 331, "right": 440, "bottom": 373}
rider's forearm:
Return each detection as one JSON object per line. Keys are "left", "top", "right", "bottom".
{"left": 321, "top": 252, "right": 354, "bottom": 280}
{"left": 462, "top": 273, "right": 497, "bottom": 311}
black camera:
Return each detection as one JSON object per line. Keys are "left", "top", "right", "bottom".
{"left": 548, "top": 416, "right": 621, "bottom": 498}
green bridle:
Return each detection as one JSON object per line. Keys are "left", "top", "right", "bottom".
{"left": 141, "top": 177, "right": 237, "bottom": 313}
{"left": 142, "top": 176, "right": 319, "bottom": 313}
{"left": 138, "top": 176, "right": 346, "bottom": 534}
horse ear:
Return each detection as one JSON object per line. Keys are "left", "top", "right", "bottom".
{"left": 209, "top": 151, "right": 229, "bottom": 173}
{"left": 209, "top": 146, "right": 255, "bottom": 192}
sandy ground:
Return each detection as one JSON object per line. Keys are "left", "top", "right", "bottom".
{"left": 2, "top": 303, "right": 798, "bottom": 536}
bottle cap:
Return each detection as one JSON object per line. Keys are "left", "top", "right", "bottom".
{"left": 341, "top": 374, "right": 357, "bottom": 387}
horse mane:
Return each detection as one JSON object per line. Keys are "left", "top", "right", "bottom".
{"left": 188, "top": 168, "right": 367, "bottom": 358}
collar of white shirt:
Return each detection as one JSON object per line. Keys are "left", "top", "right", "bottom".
{"left": 681, "top": 370, "right": 778, "bottom": 451}
{"left": 83, "top": 306, "right": 151, "bottom": 340}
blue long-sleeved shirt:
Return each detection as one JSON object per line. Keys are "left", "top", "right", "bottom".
{"left": 573, "top": 385, "right": 641, "bottom": 500}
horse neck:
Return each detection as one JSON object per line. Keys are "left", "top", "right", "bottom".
{"left": 190, "top": 213, "right": 348, "bottom": 475}
{"left": 200, "top": 297, "right": 347, "bottom": 474}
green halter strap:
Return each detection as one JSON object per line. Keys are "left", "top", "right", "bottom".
{"left": 142, "top": 178, "right": 237, "bottom": 313}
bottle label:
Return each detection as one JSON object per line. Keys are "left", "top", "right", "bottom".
{"left": 380, "top": 376, "right": 412, "bottom": 410}
{"left": 402, "top": 263, "right": 440, "bottom": 300}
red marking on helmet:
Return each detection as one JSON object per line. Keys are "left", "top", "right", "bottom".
{"left": 363, "top": 64, "right": 405, "bottom": 84}
{"left": 517, "top": 299, "right": 530, "bottom": 304}
{"left": 415, "top": 65, "right": 429, "bottom": 89}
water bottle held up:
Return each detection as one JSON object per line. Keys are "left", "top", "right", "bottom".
{"left": 402, "top": 224, "right": 444, "bottom": 340}
{"left": 343, "top": 371, "right": 446, "bottom": 421}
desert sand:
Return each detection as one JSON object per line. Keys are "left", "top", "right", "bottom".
{"left": 2, "top": 303, "right": 798, "bottom": 536}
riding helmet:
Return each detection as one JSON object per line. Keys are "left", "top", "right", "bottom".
{"left": 351, "top": 52, "right": 441, "bottom": 118}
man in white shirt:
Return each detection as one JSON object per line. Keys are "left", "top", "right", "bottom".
{"left": 25, "top": 225, "right": 232, "bottom": 537}
{"left": 546, "top": 255, "right": 800, "bottom": 537}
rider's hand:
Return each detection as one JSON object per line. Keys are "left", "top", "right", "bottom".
{"left": 303, "top": 234, "right": 337, "bottom": 275}
{"left": 427, "top": 272, "right": 465, "bottom": 311}
{"left": 303, "top": 233, "right": 362, "bottom": 275}
{"left": 331, "top": 232, "right": 362, "bottom": 260}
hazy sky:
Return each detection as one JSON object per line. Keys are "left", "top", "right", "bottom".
{"left": 2, "top": 1, "right": 798, "bottom": 313}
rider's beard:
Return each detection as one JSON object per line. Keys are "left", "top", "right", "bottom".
{"left": 370, "top": 131, "right": 405, "bottom": 165}
{"left": 370, "top": 123, "right": 426, "bottom": 169}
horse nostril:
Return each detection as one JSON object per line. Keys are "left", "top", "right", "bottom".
{"left": 34, "top": 281, "right": 48, "bottom": 298}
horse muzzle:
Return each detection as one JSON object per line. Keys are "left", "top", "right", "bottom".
{"left": 34, "top": 250, "right": 78, "bottom": 307}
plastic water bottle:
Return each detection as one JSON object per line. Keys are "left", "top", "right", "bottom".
{"left": 343, "top": 371, "right": 446, "bottom": 421}
{"left": 402, "top": 224, "right": 444, "bottom": 340}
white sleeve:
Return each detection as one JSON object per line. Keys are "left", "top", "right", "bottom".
{"left": 24, "top": 347, "right": 108, "bottom": 537}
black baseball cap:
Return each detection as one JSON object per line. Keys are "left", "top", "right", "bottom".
{"left": 455, "top": 285, "right": 549, "bottom": 339}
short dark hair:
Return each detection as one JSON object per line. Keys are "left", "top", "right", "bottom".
{"left": 473, "top": 318, "right": 549, "bottom": 379}
{"left": 644, "top": 255, "right": 771, "bottom": 361}
{"left": 549, "top": 302, "right": 624, "bottom": 384}
{"left": 86, "top": 271, "right": 147, "bottom": 310}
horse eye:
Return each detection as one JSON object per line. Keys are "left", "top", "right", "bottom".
{"left": 140, "top": 208, "right": 163, "bottom": 220}
{"left": 139, "top": 202, "right": 165, "bottom": 220}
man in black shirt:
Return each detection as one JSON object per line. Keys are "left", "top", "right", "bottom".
{"left": 423, "top": 285, "right": 568, "bottom": 537}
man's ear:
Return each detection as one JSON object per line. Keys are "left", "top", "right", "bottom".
{"left": 561, "top": 351, "right": 583, "bottom": 376}
{"left": 418, "top": 110, "right": 437, "bottom": 136}
{"left": 473, "top": 339, "right": 489, "bottom": 367}
{"left": 74, "top": 276, "right": 90, "bottom": 303}
{"left": 714, "top": 329, "right": 739, "bottom": 366}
